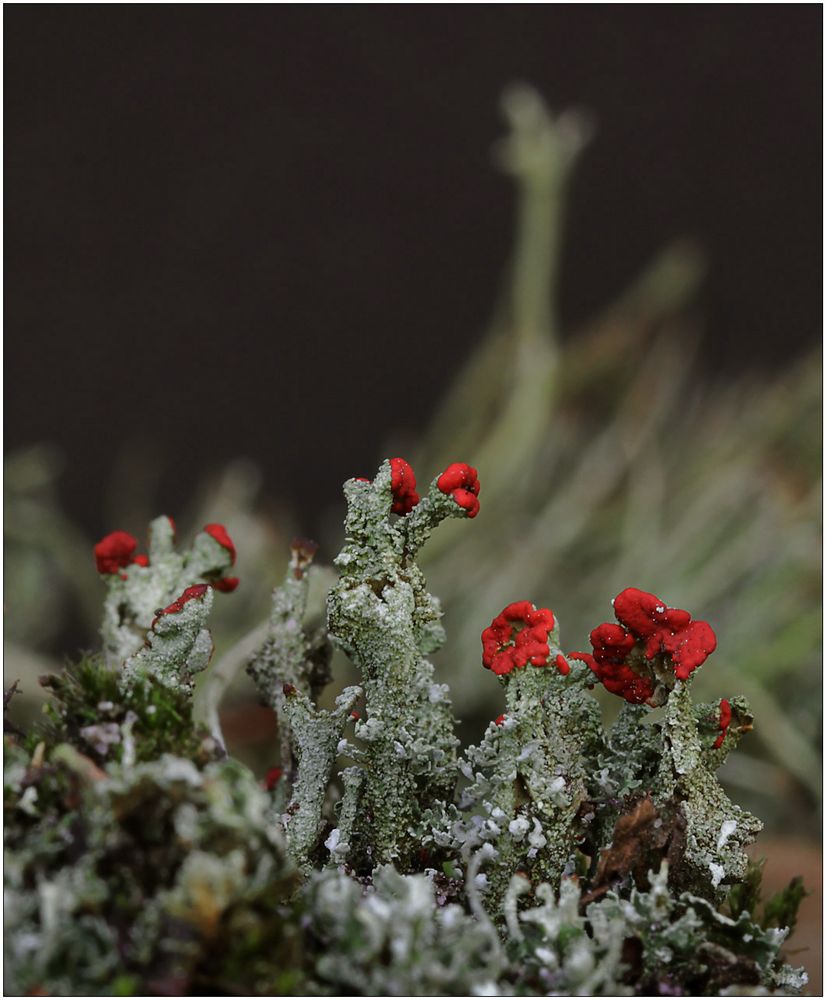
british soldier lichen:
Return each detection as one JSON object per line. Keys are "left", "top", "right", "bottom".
{"left": 95, "top": 516, "right": 239, "bottom": 666}
{"left": 570, "top": 586, "right": 718, "bottom": 705}
{"left": 321, "top": 457, "right": 479, "bottom": 869}
{"left": 3, "top": 463, "right": 807, "bottom": 996}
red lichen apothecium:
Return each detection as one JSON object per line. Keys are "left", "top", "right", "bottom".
{"left": 389, "top": 457, "right": 420, "bottom": 515}
{"left": 482, "top": 601, "right": 556, "bottom": 676}
{"left": 713, "top": 698, "right": 732, "bottom": 749}
{"left": 94, "top": 531, "right": 140, "bottom": 574}
{"left": 570, "top": 587, "right": 717, "bottom": 705}
{"left": 151, "top": 583, "right": 210, "bottom": 627}
{"left": 437, "top": 462, "right": 481, "bottom": 518}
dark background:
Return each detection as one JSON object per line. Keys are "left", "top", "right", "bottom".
{"left": 5, "top": 7, "right": 822, "bottom": 536}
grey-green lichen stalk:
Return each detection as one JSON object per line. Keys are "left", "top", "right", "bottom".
{"left": 325, "top": 459, "right": 478, "bottom": 869}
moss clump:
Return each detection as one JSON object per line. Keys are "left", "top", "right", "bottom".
{"left": 35, "top": 655, "right": 221, "bottom": 767}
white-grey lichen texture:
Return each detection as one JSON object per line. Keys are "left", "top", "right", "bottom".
{"left": 3, "top": 458, "right": 808, "bottom": 996}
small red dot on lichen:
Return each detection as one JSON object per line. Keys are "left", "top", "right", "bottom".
{"left": 494, "top": 714, "right": 506, "bottom": 726}
{"left": 132, "top": 554, "right": 150, "bottom": 567}
{"left": 211, "top": 576, "right": 239, "bottom": 593}
{"left": 555, "top": 654, "right": 571, "bottom": 676}
{"left": 713, "top": 698, "right": 732, "bottom": 749}
{"left": 263, "top": 766, "right": 283, "bottom": 790}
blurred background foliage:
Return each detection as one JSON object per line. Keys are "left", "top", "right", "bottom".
{"left": 5, "top": 86, "right": 820, "bottom": 846}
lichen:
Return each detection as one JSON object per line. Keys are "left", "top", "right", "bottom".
{"left": 3, "top": 458, "right": 808, "bottom": 995}
{"left": 4, "top": 742, "right": 297, "bottom": 996}
{"left": 97, "top": 516, "right": 237, "bottom": 666}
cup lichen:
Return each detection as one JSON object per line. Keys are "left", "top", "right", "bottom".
{"left": 3, "top": 459, "right": 808, "bottom": 996}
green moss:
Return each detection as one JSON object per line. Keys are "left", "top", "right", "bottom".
{"left": 35, "top": 655, "right": 220, "bottom": 767}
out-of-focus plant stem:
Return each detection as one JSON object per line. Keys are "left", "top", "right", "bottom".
{"left": 407, "top": 86, "right": 820, "bottom": 832}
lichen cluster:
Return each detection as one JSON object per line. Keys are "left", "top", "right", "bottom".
{"left": 3, "top": 459, "right": 807, "bottom": 995}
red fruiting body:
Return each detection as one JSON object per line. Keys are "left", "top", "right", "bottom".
{"left": 160, "top": 584, "right": 209, "bottom": 615}
{"left": 263, "top": 766, "right": 283, "bottom": 790}
{"left": 350, "top": 710, "right": 361, "bottom": 720}
{"left": 132, "top": 554, "right": 150, "bottom": 567}
{"left": 152, "top": 584, "right": 210, "bottom": 627}
{"left": 612, "top": 587, "right": 716, "bottom": 681}
{"left": 569, "top": 649, "right": 655, "bottom": 705}
{"left": 570, "top": 588, "right": 717, "bottom": 705}
{"left": 389, "top": 457, "right": 420, "bottom": 515}
{"left": 437, "top": 462, "right": 481, "bottom": 518}
{"left": 713, "top": 698, "right": 732, "bottom": 749}
{"left": 94, "top": 531, "right": 138, "bottom": 574}
{"left": 203, "top": 523, "right": 236, "bottom": 564}
{"left": 437, "top": 462, "right": 480, "bottom": 495}
{"left": 481, "top": 601, "right": 556, "bottom": 676}
{"left": 555, "top": 653, "right": 571, "bottom": 676}
{"left": 494, "top": 714, "right": 506, "bottom": 726}
{"left": 211, "top": 576, "right": 239, "bottom": 593}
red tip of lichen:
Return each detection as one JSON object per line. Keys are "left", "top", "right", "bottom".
{"left": 350, "top": 710, "right": 361, "bottom": 720}
{"left": 713, "top": 698, "right": 732, "bottom": 749}
{"left": 555, "top": 653, "right": 571, "bottom": 676}
{"left": 263, "top": 766, "right": 283, "bottom": 790}
{"left": 132, "top": 554, "right": 150, "bottom": 567}
{"left": 579, "top": 588, "right": 717, "bottom": 704}
{"left": 437, "top": 463, "right": 481, "bottom": 518}
{"left": 569, "top": 651, "right": 598, "bottom": 672}
{"left": 211, "top": 576, "right": 239, "bottom": 593}
{"left": 659, "top": 619, "right": 717, "bottom": 681}
{"left": 613, "top": 587, "right": 716, "bottom": 680}
{"left": 94, "top": 531, "right": 138, "bottom": 574}
{"left": 451, "top": 488, "right": 481, "bottom": 518}
{"left": 612, "top": 588, "right": 691, "bottom": 639}
{"left": 203, "top": 523, "right": 236, "bottom": 564}
{"left": 482, "top": 601, "right": 555, "bottom": 676}
{"left": 389, "top": 457, "right": 420, "bottom": 515}
{"left": 152, "top": 583, "right": 210, "bottom": 627}
{"left": 494, "top": 713, "right": 506, "bottom": 726}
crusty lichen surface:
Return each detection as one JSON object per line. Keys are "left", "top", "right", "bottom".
{"left": 3, "top": 458, "right": 808, "bottom": 996}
